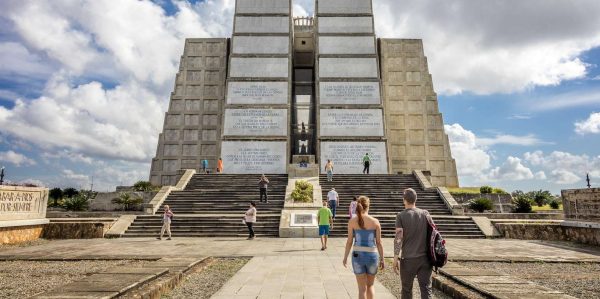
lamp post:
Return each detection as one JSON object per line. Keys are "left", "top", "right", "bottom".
{"left": 0, "top": 166, "right": 4, "bottom": 185}
{"left": 587, "top": 173, "right": 591, "bottom": 188}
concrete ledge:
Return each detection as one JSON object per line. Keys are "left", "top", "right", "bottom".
{"left": 280, "top": 177, "right": 322, "bottom": 238}
{"left": 413, "top": 170, "right": 433, "bottom": 189}
{"left": 437, "top": 187, "right": 464, "bottom": 215}
{"left": 471, "top": 216, "right": 501, "bottom": 238}
{"left": 145, "top": 169, "right": 196, "bottom": 214}
{"left": 0, "top": 218, "right": 49, "bottom": 228}
{"left": 495, "top": 222, "right": 600, "bottom": 247}
{"left": 105, "top": 215, "right": 137, "bottom": 238}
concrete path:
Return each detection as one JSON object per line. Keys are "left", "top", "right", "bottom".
{"left": 212, "top": 255, "right": 395, "bottom": 299}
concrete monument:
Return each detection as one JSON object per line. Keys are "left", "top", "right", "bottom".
{"left": 0, "top": 185, "right": 49, "bottom": 244}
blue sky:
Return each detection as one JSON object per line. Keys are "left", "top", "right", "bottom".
{"left": 0, "top": 0, "right": 599, "bottom": 193}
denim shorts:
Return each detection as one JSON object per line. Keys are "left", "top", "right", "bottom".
{"left": 319, "top": 225, "right": 330, "bottom": 236}
{"left": 352, "top": 251, "right": 379, "bottom": 275}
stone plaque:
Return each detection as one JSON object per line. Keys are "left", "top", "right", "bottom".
{"left": 232, "top": 36, "right": 290, "bottom": 54}
{"left": 290, "top": 213, "right": 317, "bottom": 227}
{"left": 319, "top": 58, "right": 378, "bottom": 78}
{"left": 320, "top": 142, "right": 388, "bottom": 174}
{"left": 317, "top": 0, "right": 372, "bottom": 14}
{"left": 221, "top": 141, "right": 287, "bottom": 174}
{"left": 319, "top": 82, "right": 381, "bottom": 105}
{"left": 320, "top": 109, "right": 384, "bottom": 136}
{"left": 230, "top": 58, "right": 289, "bottom": 78}
{"left": 318, "top": 36, "right": 375, "bottom": 55}
{"left": 318, "top": 17, "right": 373, "bottom": 34}
{"left": 0, "top": 186, "right": 48, "bottom": 221}
{"left": 236, "top": 0, "right": 290, "bottom": 14}
{"left": 224, "top": 109, "right": 288, "bottom": 136}
{"left": 234, "top": 17, "right": 290, "bottom": 34}
{"left": 227, "top": 82, "right": 288, "bottom": 105}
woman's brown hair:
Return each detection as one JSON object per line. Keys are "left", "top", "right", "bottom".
{"left": 355, "top": 196, "right": 370, "bottom": 229}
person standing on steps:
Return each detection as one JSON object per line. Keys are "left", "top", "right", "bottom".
{"left": 362, "top": 153, "right": 371, "bottom": 174}
{"left": 327, "top": 187, "right": 339, "bottom": 219}
{"left": 317, "top": 200, "right": 333, "bottom": 250}
{"left": 244, "top": 201, "right": 257, "bottom": 240}
{"left": 343, "top": 196, "right": 385, "bottom": 299}
{"left": 217, "top": 157, "right": 223, "bottom": 174}
{"left": 202, "top": 159, "right": 209, "bottom": 174}
{"left": 258, "top": 174, "right": 269, "bottom": 203}
{"left": 349, "top": 196, "right": 358, "bottom": 219}
{"left": 157, "top": 205, "right": 174, "bottom": 240}
{"left": 325, "top": 159, "right": 334, "bottom": 182}
{"left": 393, "top": 188, "right": 434, "bottom": 299}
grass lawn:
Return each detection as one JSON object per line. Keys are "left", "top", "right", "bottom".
{"left": 447, "top": 187, "right": 481, "bottom": 194}
{"left": 532, "top": 204, "right": 562, "bottom": 211}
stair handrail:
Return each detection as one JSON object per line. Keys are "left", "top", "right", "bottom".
{"left": 144, "top": 169, "right": 196, "bottom": 214}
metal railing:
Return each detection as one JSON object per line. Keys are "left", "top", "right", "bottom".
{"left": 294, "top": 16, "right": 314, "bottom": 32}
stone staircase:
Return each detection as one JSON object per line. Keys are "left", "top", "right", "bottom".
{"left": 319, "top": 174, "right": 485, "bottom": 239}
{"left": 123, "top": 174, "right": 288, "bottom": 238}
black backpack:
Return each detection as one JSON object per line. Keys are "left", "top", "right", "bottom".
{"left": 426, "top": 216, "right": 448, "bottom": 270}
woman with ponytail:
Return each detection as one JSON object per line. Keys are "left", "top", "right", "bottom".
{"left": 343, "top": 196, "right": 384, "bottom": 299}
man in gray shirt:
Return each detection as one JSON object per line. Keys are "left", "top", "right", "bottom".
{"left": 393, "top": 188, "right": 434, "bottom": 299}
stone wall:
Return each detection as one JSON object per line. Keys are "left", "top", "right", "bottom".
{"left": 562, "top": 188, "right": 600, "bottom": 221}
{"left": 149, "top": 38, "right": 228, "bottom": 185}
{"left": 0, "top": 225, "right": 43, "bottom": 244}
{"left": 42, "top": 219, "right": 115, "bottom": 239}
{"left": 452, "top": 193, "right": 514, "bottom": 213}
{"left": 495, "top": 223, "right": 600, "bottom": 247}
{"left": 1, "top": 185, "right": 49, "bottom": 244}
{"left": 90, "top": 191, "right": 156, "bottom": 211}
{"left": 379, "top": 39, "right": 458, "bottom": 187}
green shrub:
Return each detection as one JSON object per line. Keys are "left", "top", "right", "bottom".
{"left": 48, "top": 187, "right": 63, "bottom": 207}
{"left": 549, "top": 200, "right": 561, "bottom": 209}
{"left": 291, "top": 180, "right": 313, "bottom": 203}
{"left": 63, "top": 187, "right": 79, "bottom": 198}
{"left": 480, "top": 186, "right": 493, "bottom": 194}
{"left": 133, "top": 181, "right": 157, "bottom": 192}
{"left": 112, "top": 192, "right": 143, "bottom": 211}
{"left": 492, "top": 188, "right": 507, "bottom": 194}
{"left": 62, "top": 193, "right": 90, "bottom": 211}
{"left": 468, "top": 198, "right": 494, "bottom": 212}
{"left": 531, "top": 190, "right": 553, "bottom": 207}
{"left": 513, "top": 195, "right": 533, "bottom": 213}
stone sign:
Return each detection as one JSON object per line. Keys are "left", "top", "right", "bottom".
{"left": 227, "top": 82, "right": 288, "bottom": 105}
{"left": 290, "top": 213, "right": 317, "bottom": 227}
{"left": 320, "top": 109, "right": 384, "bottom": 136}
{"left": 319, "top": 82, "right": 380, "bottom": 105}
{"left": 562, "top": 188, "right": 600, "bottom": 221}
{"left": 318, "top": 36, "right": 375, "bottom": 55}
{"left": 224, "top": 109, "right": 288, "bottom": 136}
{"left": 317, "top": 0, "right": 372, "bottom": 14}
{"left": 221, "top": 141, "right": 287, "bottom": 174}
{"left": 318, "top": 17, "right": 373, "bottom": 34}
{"left": 319, "top": 58, "right": 378, "bottom": 78}
{"left": 234, "top": 16, "right": 290, "bottom": 34}
{"left": 230, "top": 57, "right": 289, "bottom": 78}
{"left": 320, "top": 142, "right": 388, "bottom": 174}
{"left": 236, "top": 0, "right": 290, "bottom": 14}
{"left": 232, "top": 36, "right": 289, "bottom": 54}
{"left": 0, "top": 186, "right": 48, "bottom": 221}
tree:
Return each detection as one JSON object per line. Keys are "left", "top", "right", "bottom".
{"left": 62, "top": 193, "right": 90, "bottom": 211}
{"left": 49, "top": 188, "right": 63, "bottom": 207}
{"left": 531, "top": 190, "right": 553, "bottom": 207}
{"left": 111, "top": 192, "right": 143, "bottom": 211}
{"left": 133, "top": 181, "right": 154, "bottom": 192}
{"left": 513, "top": 194, "right": 533, "bottom": 213}
{"left": 63, "top": 187, "right": 79, "bottom": 198}
{"left": 468, "top": 198, "right": 494, "bottom": 213}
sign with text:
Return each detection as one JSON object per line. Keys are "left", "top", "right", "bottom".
{"left": 320, "top": 109, "right": 384, "bottom": 136}
{"left": 221, "top": 141, "right": 287, "bottom": 174}
{"left": 320, "top": 142, "right": 388, "bottom": 174}
{"left": 227, "top": 82, "right": 288, "bottom": 105}
{"left": 0, "top": 186, "right": 48, "bottom": 221}
{"left": 319, "top": 82, "right": 381, "bottom": 105}
{"left": 224, "top": 109, "right": 288, "bottom": 136}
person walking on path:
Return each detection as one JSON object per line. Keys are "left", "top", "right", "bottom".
{"left": 362, "top": 153, "right": 371, "bottom": 174}
{"left": 217, "top": 158, "right": 223, "bottom": 174}
{"left": 343, "top": 196, "right": 385, "bottom": 299}
{"left": 393, "top": 188, "right": 435, "bottom": 299}
{"left": 318, "top": 200, "right": 333, "bottom": 250}
{"left": 202, "top": 159, "right": 209, "bottom": 174}
{"left": 244, "top": 202, "right": 257, "bottom": 240}
{"left": 258, "top": 174, "right": 269, "bottom": 203}
{"left": 349, "top": 196, "right": 358, "bottom": 218}
{"left": 327, "top": 187, "right": 339, "bottom": 219}
{"left": 157, "top": 205, "right": 174, "bottom": 240}
{"left": 325, "top": 159, "right": 334, "bottom": 182}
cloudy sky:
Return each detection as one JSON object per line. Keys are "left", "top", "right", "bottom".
{"left": 0, "top": 0, "right": 599, "bottom": 193}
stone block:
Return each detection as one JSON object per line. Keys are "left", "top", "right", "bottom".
{"left": 0, "top": 186, "right": 48, "bottom": 222}
{"left": 227, "top": 81, "right": 289, "bottom": 105}
{"left": 320, "top": 142, "right": 388, "bottom": 174}
{"left": 317, "top": 0, "right": 372, "bottom": 14}
{"left": 318, "top": 36, "right": 375, "bottom": 55}
{"left": 224, "top": 109, "right": 288, "bottom": 136}
{"left": 319, "top": 82, "right": 380, "bottom": 105}
{"left": 234, "top": 16, "right": 290, "bottom": 33}
{"left": 221, "top": 141, "right": 287, "bottom": 174}
{"left": 318, "top": 17, "right": 373, "bottom": 33}
{"left": 236, "top": 0, "right": 290, "bottom": 14}
{"left": 230, "top": 57, "right": 289, "bottom": 78}
{"left": 318, "top": 58, "right": 378, "bottom": 78}
{"left": 232, "top": 36, "right": 290, "bottom": 54}
{"left": 319, "top": 109, "right": 384, "bottom": 137}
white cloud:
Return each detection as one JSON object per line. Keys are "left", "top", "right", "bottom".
{"left": 575, "top": 112, "right": 600, "bottom": 135}
{"left": 524, "top": 150, "right": 600, "bottom": 184}
{"left": 488, "top": 156, "right": 534, "bottom": 181}
{"left": 0, "top": 42, "right": 55, "bottom": 79}
{"left": 444, "top": 124, "right": 491, "bottom": 177}
{"left": 479, "top": 134, "right": 550, "bottom": 146}
{"left": 534, "top": 89, "right": 600, "bottom": 111}
{"left": 550, "top": 169, "right": 581, "bottom": 184}
{"left": 0, "top": 150, "right": 36, "bottom": 166}
{"left": 534, "top": 171, "right": 547, "bottom": 180}
{"left": 508, "top": 114, "right": 533, "bottom": 120}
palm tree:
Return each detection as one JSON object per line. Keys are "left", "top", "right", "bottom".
{"left": 111, "top": 192, "right": 143, "bottom": 211}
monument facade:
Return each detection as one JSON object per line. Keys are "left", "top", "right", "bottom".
{"left": 149, "top": 0, "right": 459, "bottom": 187}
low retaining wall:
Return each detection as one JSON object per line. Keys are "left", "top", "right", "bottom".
{"left": 0, "top": 224, "right": 44, "bottom": 244}
{"left": 495, "top": 223, "right": 600, "bottom": 247}
{"left": 41, "top": 219, "right": 116, "bottom": 239}
{"left": 562, "top": 188, "right": 600, "bottom": 221}
{"left": 465, "top": 213, "right": 563, "bottom": 220}
{"left": 452, "top": 193, "right": 513, "bottom": 213}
